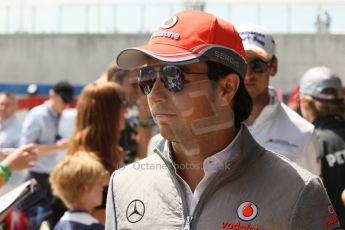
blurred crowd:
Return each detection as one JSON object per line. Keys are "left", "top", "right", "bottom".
{"left": 0, "top": 10, "right": 344, "bottom": 230}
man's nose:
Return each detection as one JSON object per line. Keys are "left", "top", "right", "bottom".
{"left": 245, "top": 64, "right": 254, "bottom": 79}
{"left": 147, "top": 75, "right": 166, "bottom": 102}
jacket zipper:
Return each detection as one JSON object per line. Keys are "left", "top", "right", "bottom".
{"left": 152, "top": 127, "right": 264, "bottom": 230}
{"left": 183, "top": 216, "right": 192, "bottom": 230}
{"left": 154, "top": 148, "right": 192, "bottom": 229}
{"left": 155, "top": 148, "right": 227, "bottom": 230}
{"left": 189, "top": 171, "right": 227, "bottom": 230}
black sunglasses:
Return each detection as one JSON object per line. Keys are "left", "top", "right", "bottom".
{"left": 138, "top": 65, "right": 207, "bottom": 95}
{"left": 248, "top": 58, "right": 271, "bottom": 73}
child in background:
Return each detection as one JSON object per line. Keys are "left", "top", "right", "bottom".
{"left": 49, "top": 153, "right": 108, "bottom": 230}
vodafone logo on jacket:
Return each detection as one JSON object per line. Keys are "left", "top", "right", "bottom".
{"left": 237, "top": 202, "right": 258, "bottom": 221}
{"left": 328, "top": 205, "right": 335, "bottom": 214}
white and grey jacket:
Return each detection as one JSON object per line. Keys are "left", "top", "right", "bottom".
{"left": 106, "top": 126, "right": 341, "bottom": 230}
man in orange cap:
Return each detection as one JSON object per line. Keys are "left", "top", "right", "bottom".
{"left": 237, "top": 24, "right": 320, "bottom": 176}
{"left": 106, "top": 10, "right": 340, "bottom": 229}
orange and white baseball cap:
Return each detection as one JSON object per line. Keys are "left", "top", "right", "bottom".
{"left": 116, "top": 10, "right": 247, "bottom": 79}
{"left": 237, "top": 24, "right": 276, "bottom": 60}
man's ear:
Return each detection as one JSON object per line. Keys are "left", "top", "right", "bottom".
{"left": 269, "top": 57, "right": 278, "bottom": 77}
{"left": 217, "top": 73, "right": 240, "bottom": 106}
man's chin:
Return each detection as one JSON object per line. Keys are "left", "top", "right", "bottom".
{"left": 158, "top": 125, "right": 182, "bottom": 141}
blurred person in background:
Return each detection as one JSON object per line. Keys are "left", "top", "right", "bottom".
{"left": 98, "top": 63, "right": 155, "bottom": 162}
{"left": 68, "top": 82, "right": 125, "bottom": 224}
{"left": 299, "top": 66, "right": 345, "bottom": 227}
{"left": 50, "top": 153, "right": 108, "bottom": 230}
{"left": 237, "top": 24, "right": 321, "bottom": 175}
{"left": 0, "top": 92, "right": 21, "bottom": 148}
{"left": 58, "top": 108, "right": 77, "bottom": 142}
{"left": 20, "top": 81, "right": 74, "bottom": 228}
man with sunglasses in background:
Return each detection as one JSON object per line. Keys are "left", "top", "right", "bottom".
{"left": 237, "top": 24, "right": 321, "bottom": 176}
{"left": 106, "top": 10, "right": 339, "bottom": 229}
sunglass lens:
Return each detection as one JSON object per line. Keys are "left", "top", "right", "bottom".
{"left": 249, "top": 59, "right": 269, "bottom": 73}
{"left": 138, "top": 67, "right": 156, "bottom": 95}
{"left": 160, "top": 65, "right": 184, "bottom": 93}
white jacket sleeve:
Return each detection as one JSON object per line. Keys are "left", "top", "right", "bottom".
{"left": 296, "top": 131, "right": 321, "bottom": 176}
{"left": 105, "top": 172, "right": 118, "bottom": 230}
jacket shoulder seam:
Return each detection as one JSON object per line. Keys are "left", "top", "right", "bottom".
{"left": 287, "top": 175, "right": 315, "bottom": 229}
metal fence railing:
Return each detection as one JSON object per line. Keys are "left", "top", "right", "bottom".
{"left": 0, "top": 1, "right": 344, "bottom": 34}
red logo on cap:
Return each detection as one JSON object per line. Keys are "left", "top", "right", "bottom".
{"left": 160, "top": 16, "right": 178, "bottom": 29}
{"left": 237, "top": 202, "right": 258, "bottom": 221}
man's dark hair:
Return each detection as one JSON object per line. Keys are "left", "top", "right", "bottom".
{"left": 207, "top": 61, "right": 252, "bottom": 130}
{"left": 53, "top": 81, "right": 74, "bottom": 104}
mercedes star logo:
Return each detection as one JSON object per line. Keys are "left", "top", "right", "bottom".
{"left": 126, "top": 199, "right": 145, "bottom": 223}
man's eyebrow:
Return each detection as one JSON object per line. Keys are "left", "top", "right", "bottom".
{"left": 180, "top": 65, "right": 191, "bottom": 71}
{"left": 140, "top": 63, "right": 207, "bottom": 74}
{"left": 140, "top": 63, "right": 162, "bottom": 69}
{"left": 182, "top": 64, "right": 208, "bottom": 73}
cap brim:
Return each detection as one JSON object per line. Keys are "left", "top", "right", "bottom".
{"left": 243, "top": 43, "right": 270, "bottom": 60}
{"left": 116, "top": 43, "right": 206, "bottom": 70}
{"left": 116, "top": 43, "right": 247, "bottom": 79}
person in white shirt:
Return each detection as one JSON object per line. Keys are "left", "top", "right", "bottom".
{"left": 0, "top": 92, "right": 21, "bottom": 148}
{"left": 237, "top": 24, "right": 320, "bottom": 175}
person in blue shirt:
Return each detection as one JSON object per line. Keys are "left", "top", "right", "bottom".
{"left": 20, "top": 81, "right": 74, "bottom": 228}
{"left": 50, "top": 153, "right": 108, "bottom": 230}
